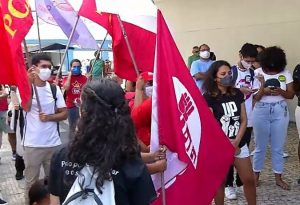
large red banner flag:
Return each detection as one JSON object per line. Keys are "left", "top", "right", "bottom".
{"left": 79, "top": 0, "right": 156, "bottom": 81}
{"left": 0, "top": 0, "right": 33, "bottom": 107}
{"left": 150, "top": 10, "right": 235, "bottom": 205}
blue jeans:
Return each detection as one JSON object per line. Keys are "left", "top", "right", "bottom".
{"left": 252, "top": 100, "right": 289, "bottom": 174}
{"left": 68, "top": 107, "right": 79, "bottom": 140}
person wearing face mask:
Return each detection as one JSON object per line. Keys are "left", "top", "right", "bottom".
{"left": 187, "top": 46, "right": 200, "bottom": 69}
{"left": 62, "top": 59, "right": 87, "bottom": 140}
{"left": 24, "top": 53, "right": 68, "bottom": 204}
{"left": 252, "top": 47, "right": 294, "bottom": 190}
{"left": 203, "top": 60, "right": 256, "bottom": 205}
{"left": 224, "top": 43, "right": 258, "bottom": 200}
{"left": 190, "top": 44, "right": 215, "bottom": 93}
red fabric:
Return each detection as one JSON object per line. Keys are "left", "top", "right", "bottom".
{"left": 152, "top": 11, "right": 235, "bottom": 205}
{"left": 0, "top": 99, "right": 8, "bottom": 111}
{"left": 0, "top": 0, "right": 33, "bottom": 107}
{"left": 62, "top": 75, "right": 87, "bottom": 108}
{"left": 131, "top": 98, "right": 152, "bottom": 146}
{"left": 79, "top": 0, "right": 156, "bottom": 81}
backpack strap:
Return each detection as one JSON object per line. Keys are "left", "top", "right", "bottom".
{"left": 49, "top": 84, "right": 60, "bottom": 136}
{"left": 231, "top": 65, "right": 238, "bottom": 84}
{"left": 249, "top": 68, "right": 255, "bottom": 83}
{"left": 63, "top": 189, "right": 103, "bottom": 205}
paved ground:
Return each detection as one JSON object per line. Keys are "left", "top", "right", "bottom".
{"left": 0, "top": 122, "right": 300, "bottom": 204}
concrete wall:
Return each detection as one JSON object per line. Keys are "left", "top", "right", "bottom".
{"left": 155, "top": 0, "right": 300, "bottom": 121}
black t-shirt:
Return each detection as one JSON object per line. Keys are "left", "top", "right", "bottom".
{"left": 49, "top": 145, "right": 157, "bottom": 205}
{"left": 204, "top": 89, "right": 245, "bottom": 141}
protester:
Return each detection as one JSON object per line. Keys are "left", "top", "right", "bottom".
{"left": 187, "top": 46, "right": 200, "bottom": 69}
{"left": 0, "top": 85, "right": 8, "bottom": 164}
{"left": 0, "top": 198, "right": 7, "bottom": 205}
{"left": 62, "top": 59, "right": 87, "bottom": 140}
{"left": 24, "top": 53, "right": 67, "bottom": 203}
{"left": 7, "top": 86, "right": 18, "bottom": 161}
{"left": 125, "top": 80, "right": 136, "bottom": 110}
{"left": 49, "top": 79, "right": 156, "bottom": 205}
{"left": 190, "top": 44, "right": 214, "bottom": 92}
{"left": 203, "top": 60, "right": 256, "bottom": 205}
{"left": 293, "top": 64, "right": 300, "bottom": 184}
{"left": 252, "top": 46, "right": 294, "bottom": 190}
{"left": 89, "top": 51, "right": 104, "bottom": 80}
{"left": 224, "top": 43, "right": 258, "bottom": 200}
{"left": 29, "top": 179, "right": 50, "bottom": 205}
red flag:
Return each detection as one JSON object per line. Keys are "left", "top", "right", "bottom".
{"left": 151, "top": 11, "right": 235, "bottom": 205}
{"left": 79, "top": 0, "right": 156, "bottom": 81}
{"left": 0, "top": 0, "right": 33, "bottom": 107}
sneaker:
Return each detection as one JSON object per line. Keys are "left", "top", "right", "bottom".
{"left": 0, "top": 198, "right": 7, "bottom": 205}
{"left": 15, "top": 171, "right": 24, "bottom": 181}
{"left": 225, "top": 186, "right": 237, "bottom": 200}
{"left": 297, "top": 178, "right": 300, "bottom": 185}
{"left": 236, "top": 185, "right": 244, "bottom": 194}
{"left": 283, "top": 152, "right": 289, "bottom": 158}
{"left": 11, "top": 153, "right": 16, "bottom": 161}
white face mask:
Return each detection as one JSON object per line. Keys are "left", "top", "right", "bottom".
{"left": 200, "top": 51, "right": 210, "bottom": 59}
{"left": 38, "top": 69, "right": 51, "bottom": 81}
{"left": 241, "top": 60, "right": 252, "bottom": 69}
{"left": 145, "top": 86, "right": 153, "bottom": 97}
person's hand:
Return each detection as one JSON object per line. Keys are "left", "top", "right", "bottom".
{"left": 154, "top": 159, "right": 167, "bottom": 172}
{"left": 240, "top": 87, "right": 252, "bottom": 95}
{"left": 136, "top": 76, "right": 146, "bottom": 91}
{"left": 256, "top": 74, "right": 265, "bottom": 85}
{"left": 39, "top": 112, "right": 50, "bottom": 122}
{"left": 230, "top": 139, "right": 241, "bottom": 156}
{"left": 263, "top": 87, "right": 272, "bottom": 96}
{"left": 27, "top": 66, "right": 38, "bottom": 84}
{"left": 272, "top": 87, "right": 283, "bottom": 96}
{"left": 153, "top": 146, "right": 167, "bottom": 161}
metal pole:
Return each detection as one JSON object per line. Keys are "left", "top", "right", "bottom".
{"left": 55, "top": 15, "right": 80, "bottom": 84}
{"left": 23, "top": 40, "right": 42, "bottom": 112}
{"left": 34, "top": 10, "right": 42, "bottom": 52}
{"left": 116, "top": 14, "right": 140, "bottom": 77}
{"left": 89, "top": 32, "right": 109, "bottom": 79}
{"left": 161, "top": 173, "right": 167, "bottom": 205}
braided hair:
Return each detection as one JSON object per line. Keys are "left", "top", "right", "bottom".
{"left": 68, "top": 79, "right": 139, "bottom": 190}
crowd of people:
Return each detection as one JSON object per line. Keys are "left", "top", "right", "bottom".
{"left": 0, "top": 42, "right": 299, "bottom": 205}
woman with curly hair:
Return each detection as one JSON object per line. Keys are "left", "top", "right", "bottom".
{"left": 48, "top": 79, "right": 156, "bottom": 205}
{"left": 252, "top": 46, "right": 294, "bottom": 190}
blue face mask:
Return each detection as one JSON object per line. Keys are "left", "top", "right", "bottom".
{"left": 72, "top": 66, "right": 81, "bottom": 75}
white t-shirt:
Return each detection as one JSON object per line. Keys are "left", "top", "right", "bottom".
{"left": 253, "top": 68, "right": 293, "bottom": 103}
{"left": 233, "top": 66, "right": 254, "bottom": 127}
{"left": 23, "top": 83, "right": 66, "bottom": 147}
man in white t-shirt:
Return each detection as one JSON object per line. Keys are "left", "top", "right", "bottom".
{"left": 23, "top": 54, "right": 67, "bottom": 203}
{"left": 225, "top": 43, "right": 258, "bottom": 200}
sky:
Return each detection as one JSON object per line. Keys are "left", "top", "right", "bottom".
{"left": 26, "top": 0, "right": 108, "bottom": 40}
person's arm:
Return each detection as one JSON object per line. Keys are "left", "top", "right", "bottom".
{"left": 0, "top": 90, "right": 8, "bottom": 99}
{"left": 146, "top": 159, "right": 167, "bottom": 174}
{"left": 273, "top": 83, "right": 295, "bottom": 99}
{"left": 39, "top": 107, "right": 68, "bottom": 122}
{"left": 193, "top": 72, "right": 207, "bottom": 80}
{"left": 253, "top": 74, "right": 267, "bottom": 101}
{"left": 50, "top": 194, "right": 60, "bottom": 205}
{"left": 231, "top": 103, "right": 247, "bottom": 148}
{"left": 62, "top": 72, "right": 72, "bottom": 91}
{"left": 134, "top": 76, "right": 146, "bottom": 108}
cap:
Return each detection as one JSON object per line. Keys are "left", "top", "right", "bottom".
{"left": 140, "top": 72, "right": 153, "bottom": 81}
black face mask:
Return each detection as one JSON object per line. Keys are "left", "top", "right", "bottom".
{"left": 219, "top": 75, "right": 234, "bottom": 86}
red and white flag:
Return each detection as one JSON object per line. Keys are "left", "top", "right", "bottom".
{"left": 0, "top": 0, "right": 33, "bottom": 108}
{"left": 79, "top": 0, "right": 156, "bottom": 81}
{"left": 151, "top": 10, "right": 235, "bottom": 205}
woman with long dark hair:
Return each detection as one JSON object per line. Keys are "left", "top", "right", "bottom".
{"left": 49, "top": 79, "right": 156, "bottom": 205}
{"left": 202, "top": 60, "right": 256, "bottom": 205}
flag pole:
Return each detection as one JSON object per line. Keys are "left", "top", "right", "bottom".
{"left": 55, "top": 15, "right": 80, "bottom": 84}
{"left": 88, "top": 31, "right": 109, "bottom": 80}
{"left": 161, "top": 172, "right": 167, "bottom": 205}
{"left": 23, "top": 40, "right": 42, "bottom": 112}
{"left": 34, "top": 10, "right": 42, "bottom": 52}
{"left": 116, "top": 15, "right": 140, "bottom": 77}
